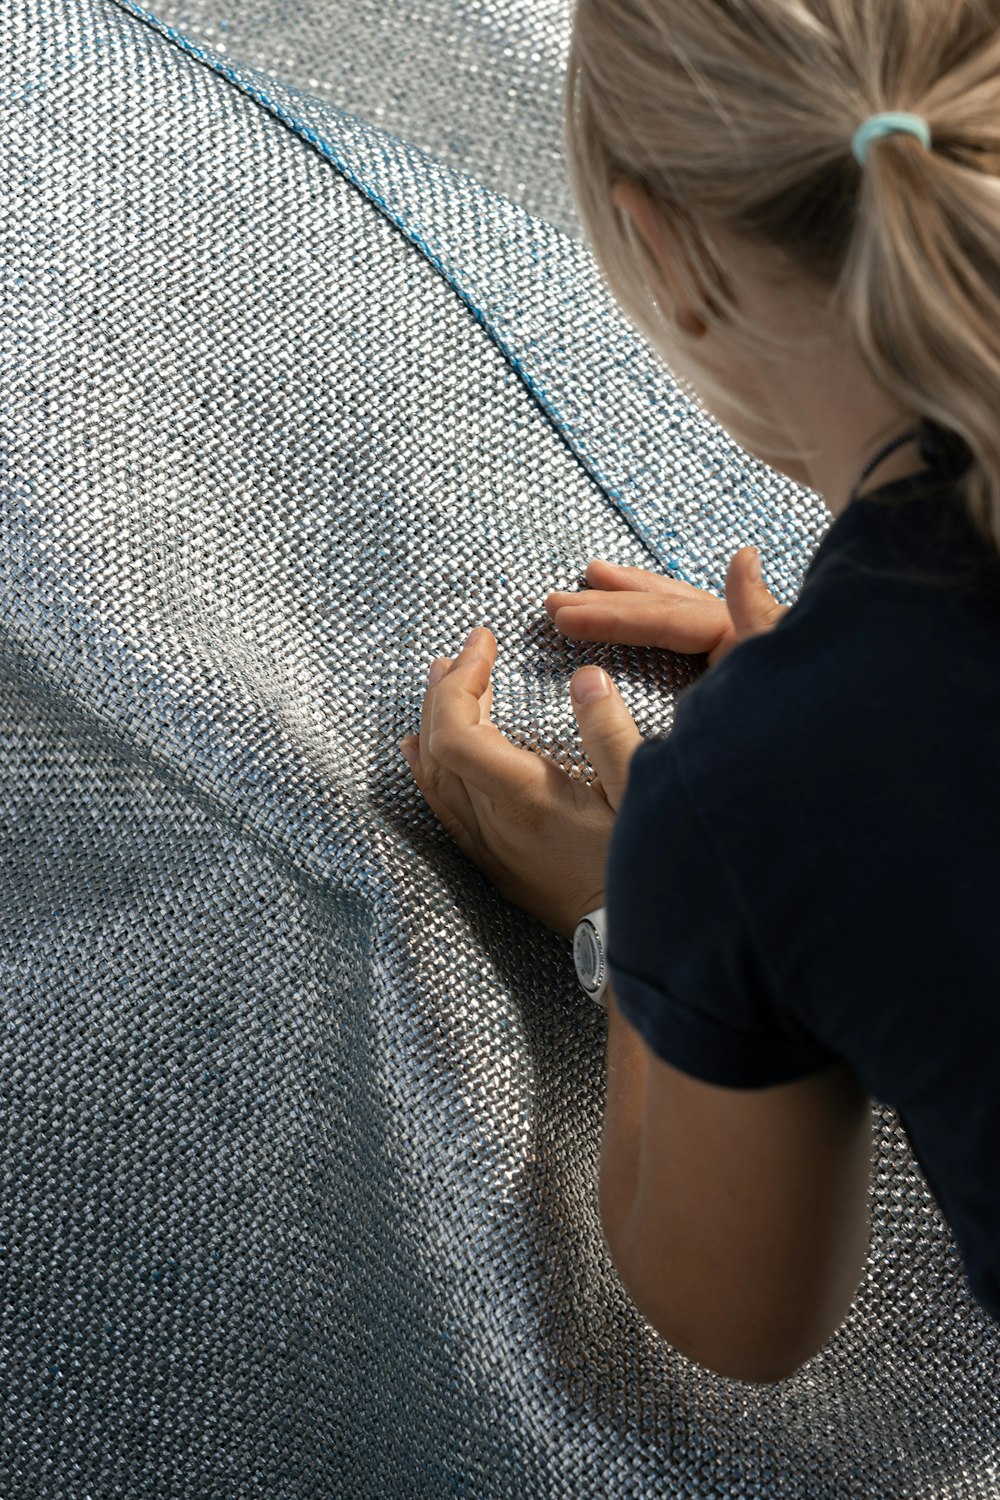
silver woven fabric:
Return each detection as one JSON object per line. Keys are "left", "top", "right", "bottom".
{"left": 151, "top": 0, "right": 581, "bottom": 236}
{"left": 1, "top": 1, "right": 998, "bottom": 1495}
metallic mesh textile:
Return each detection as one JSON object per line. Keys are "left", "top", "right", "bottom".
{"left": 151, "top": 0, "right": 581, "bottom": 236}
{"left": 0, "top": 1, "right": 997, "bottom": 1495}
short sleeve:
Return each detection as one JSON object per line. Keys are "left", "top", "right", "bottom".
{"left": 604, "top": 731, "right": 839, "bottom": 1090}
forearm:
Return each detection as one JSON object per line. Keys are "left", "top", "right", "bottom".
{"left": 598, "top": 983, "right": 647, "bottom": 1254}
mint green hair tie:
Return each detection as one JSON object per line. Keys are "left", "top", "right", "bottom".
{"left": 852, "top": 112, "right": 932, "bottom": 167}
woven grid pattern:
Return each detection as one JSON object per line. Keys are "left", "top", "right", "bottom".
{"left": 151, "top": 0, "right": 581, "bottom": 235}
{"left": 0, "top": 0, "right": 997, "bottom": 1494}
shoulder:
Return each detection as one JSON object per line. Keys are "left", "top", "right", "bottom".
{"left": 664, "top": 530, "right": 956, "bottom": 778}
{"left": 605, "top": 596, "right": 855, "bottom": 1091}
{"left": 615, "top": 566, "right": 931, "bottom": 926}
{"left": 633, "top": 583, "right": 882, "bottom": 817}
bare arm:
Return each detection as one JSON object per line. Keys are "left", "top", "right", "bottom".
{"left": 554, "top": 547, "right": 866, "bottom": 1383}
{"left": 599, "top": 990, "right": 872, "bottom": 1385}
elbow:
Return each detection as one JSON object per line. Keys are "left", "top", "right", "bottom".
{"left": 638, "top": 1284, "right": 827, "bottom": 1386}
{"left": 686, "top": 1344, "right": 815, "bottom": 1387}
{"left": 629, "top": 1283, "right": 823, "bottom": 1385}
{"left": 604, "top": 1234, "right": 827, "bottom": 1387}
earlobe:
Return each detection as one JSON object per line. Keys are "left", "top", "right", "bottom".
{"left": 675, "top": 303, "right": 708, "bottom": 339}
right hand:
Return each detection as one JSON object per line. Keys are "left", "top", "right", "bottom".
{"left": 544, "top": 547, "right": 789, "bottom": 670}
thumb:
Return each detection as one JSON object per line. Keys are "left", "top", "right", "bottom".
{"left": 724, "top": 546, "right": 786, "bottom": 644}
{"left": 569, "top": 665, "right": 643, "bottom": 814}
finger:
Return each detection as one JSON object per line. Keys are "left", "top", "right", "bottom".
{"left": 585, "top": 559, "right": 683, "bottom": 594}
{"left": 407, "top": 652, "right": 485, "bottom": 846}
{"left": 584, "top": 558, "right": 732, "bottom": 609}
{"left": 724, "top": 547, "right": 788, "bottom": 642}
{"left": 546, "top": 590, "right": 729, "bottom": 654}
{"left": 546, "top": 562, "right": 711, "bottom": 613}
{"left": 433, "top": 654, "right": 494, "bottom": 723}
{"left": 418, "top": 654, "right": 454, "bottom": 764}
{"left": 407, "top": 631, "right": 494, "bottom": 778}
{"left": 569, "top": 665, "right": 643, "bottom": 813}
{"left": 590, "top": 773, "right": 611, "bottom": 807}
{"left": 426, "top": 628, "right": 527, "bottom": 794}
{"left": 404, "top": 723, "right": 490, "bottom": 864}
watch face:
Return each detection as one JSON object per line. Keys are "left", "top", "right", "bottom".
{"left": 574, "top": 924, "right": 599, "bottom": 990}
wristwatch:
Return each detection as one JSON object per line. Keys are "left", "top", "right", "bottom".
{"left": 573, "top": 906, "right": 609, "bottom": 1009}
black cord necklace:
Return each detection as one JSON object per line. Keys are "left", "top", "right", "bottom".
{"left": 848, "top": 427, "right": 923, "bottom": 506}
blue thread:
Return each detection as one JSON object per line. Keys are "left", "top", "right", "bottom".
{"left": 107, "top": 0, "right": 769, "bottom": 591}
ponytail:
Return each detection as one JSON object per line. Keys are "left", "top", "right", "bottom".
{"left": 843, "top": 88, "right": 1000, "bottom": 551}
{"left": 567, "top": 0, "right": 1000, "bottom": 557}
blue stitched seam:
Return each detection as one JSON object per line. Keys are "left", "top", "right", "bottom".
{"left": 101, "top": 0, "right": 763, "bottom": 588}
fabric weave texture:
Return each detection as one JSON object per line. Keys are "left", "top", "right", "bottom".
{"left": 152, "top": 0, "right": 581, "bottom": 235}
{"left": 0, "top": 1, "right": 997, "bottom": 1495}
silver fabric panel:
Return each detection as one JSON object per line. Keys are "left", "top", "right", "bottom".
{"left": 150, "top": 0, "right": 581, "bottom": 236}
{"left": 0, "top": 0, "right": 997, "bottom": 1495}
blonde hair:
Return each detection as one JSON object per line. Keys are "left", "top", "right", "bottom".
{"left": 565, "top": 0, "right": 1000, "bottom": 555}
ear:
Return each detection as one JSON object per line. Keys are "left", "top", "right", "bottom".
{"left": 610, "top": 181, "right": 709, "bottom": 339}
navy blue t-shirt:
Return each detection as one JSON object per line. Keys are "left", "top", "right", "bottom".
{"left": 605, "top": 462, "right": 1000, "bottom": 1325}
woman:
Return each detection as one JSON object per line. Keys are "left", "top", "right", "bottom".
{"left": 401, "top": 0, "right": 1000, "bottom": 1381}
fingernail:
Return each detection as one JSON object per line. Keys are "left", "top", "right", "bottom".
{"left": 572, "top": 666, "right": 610, "bottom": 705}
{"left": 400, "top": 739, "right": 417, "bottom": 766}
{"left": 428, "top": 661, "right": 447, "bottom": 685}
{"left": 463, "top": 627, "right": 485, "bottom": 650}
{"left": 749, "top": 548, "right": 762, "bottom": 583}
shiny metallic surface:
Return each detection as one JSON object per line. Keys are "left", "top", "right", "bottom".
{"left": 0, "top": 1, "right": 996, "bottom": 1495}
{"left": 152, "top": 0, "right": 581, "bottom": 236}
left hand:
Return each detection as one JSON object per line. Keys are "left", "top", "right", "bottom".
{"left": 400, "top": 626, "right": 643, "bottom": 943}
